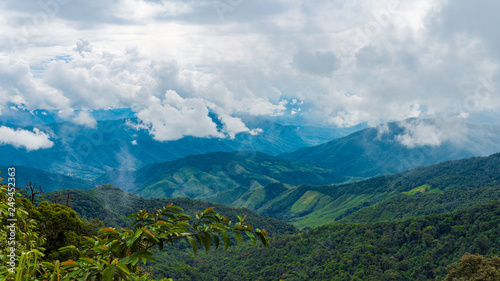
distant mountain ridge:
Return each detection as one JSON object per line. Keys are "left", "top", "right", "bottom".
{"left": 97, "top": 150, "right": 346, "bottom": 199}
{"left": 35, "top": 184, "right": 297, "bottom": 236}
{"left": 0, "top": 116, "right": 351, "bottom": 180}
{"left": 279, "top": 119, "right": 500, "bottom": 177}
{"left": 0, "top": 165, "right": 94, "bottom": 192}
{"left": 255, "top": 152, "right": 500, "bottom": 227}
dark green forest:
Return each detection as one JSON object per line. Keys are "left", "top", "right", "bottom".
{"left": 147, "top": 200, "right": 500, "bottom": 280}
{"left": 3, "top": 152, "right": 500, "bottom": 280}
{"left": 17, "top": 183, "right": 500, "bottom": 280}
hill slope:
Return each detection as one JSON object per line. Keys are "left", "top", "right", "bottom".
{"left": 97, "top": 151, "right": 346, "bottom": 199}
{"left": 149, "top": 201, "right": 500, "bottom": 280}
{"left": 36, "top": 184, "right": 296, "bottom": 236}
{"left": 280, "top": 119, "right": 500, "bottom": 177}
{"left": 257, "top": 152, "right": 500, "bottom": 227}
{"left": 341, "top": 185, "right": 500, "bottom": 223}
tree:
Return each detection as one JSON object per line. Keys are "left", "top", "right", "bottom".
{"left": 0, "top": 181, "right": 46, "bottom": 280}
{"left": 445, "top": 253, "right": 500, "bottom": 281}
{"left": 53, "top": 190, "right": 75, "bottom": 207}
{"left": 0, "top": 177, "right": 269, "bottom": 280}
{"left": 29, "top": 201, "right": 89, "bottom": 261}
{"left": 23, "top": 182, "right": 43, "bottom": 204}
{"left": 47, "top": 206, "right": 269, "bottom": 280}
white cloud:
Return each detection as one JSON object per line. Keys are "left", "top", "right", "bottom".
{"left": 394, "top": 118, "right": 469, "bottom": 148}
{"left": 396, "top": 120, "right": 446, "bottom": 148}
{"left": 0, "top": 0, "right": 499, "bottom": 142}
{"left": 0, "top": 56, "right": 69, "bottom": 110}
{"left": 239, "top": 98, "right": 288, "bottom": 116}
{"left": 135, "top": 91, "right": 223, "bottom": 141}
{"left": 57, "top": 108, "right": 97, "bottom": 128}
{"left": 219, "top": 114, "right": 250, "bottom": 139}
{"left": 0, "top": 126, "right": 54, "bottom": 150}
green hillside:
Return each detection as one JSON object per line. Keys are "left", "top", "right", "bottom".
{"left": 279, "top": 120, "right": 500, "bottom": 177}
{"left": 36, "top": 184, "right": 297, "bottom": 237}
{"left": 257, "top": 152, "right": 500, "bottom": 227}
{"left": 147, "top": 201, "right": 500, "bottom": 280}
{"left": 97, "top": 151, "right": 346, "bottom": 199}
{"left": 342, "top": 186, "right": 500, "bottom": 223}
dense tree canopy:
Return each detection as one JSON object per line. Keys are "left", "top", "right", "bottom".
{"left": 0, "top": 182, "right": 269, "bottom": 280}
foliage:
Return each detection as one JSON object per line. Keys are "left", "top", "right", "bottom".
{"left": 0, "top": 181, "right": 46, "bottom": 280}
{"left": 40, "top": 205, "right": 269, "bottom": 280}
{"left": 148, "top": 201, "right": 500, "bottom": 280}
{"left": 445, "top": 253, "right": 500, "bottom": 281}
{"left": 28, "top": 201, "right": 94, "bottom": 261}
{"left": 257, "top": 152, "right": 500, "bottom": 227}
{"left": 342, "top": 186, "right": 500, "bottom": 223}
{"left": 36, "top": 184, "right": 297, "bottom": 235}
{"left": 1, "top": 177, "right": 269, "bottom": 280}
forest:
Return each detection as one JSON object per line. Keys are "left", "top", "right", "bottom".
{"left": 2, "top": 179, "right": 500, "bottom": 280}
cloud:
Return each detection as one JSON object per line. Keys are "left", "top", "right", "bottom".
{"left": 394, "top": 118, "right": 469, "bottom": 148}
{"left": 293, "top": 50, "right": 339, "bottom": 76}
{"left": 58, "top": 109, "right": 97, "bottom": 128}
{"left": 218, "top": 114, "right": 264, "bottom": 139}
{"left": 135, "top": 90, "right": 223, "bottom": 141}
{"left": 0, "top": 126, "right": 54, "bottom": 150}
{"left": 395, "top": 120, "right": 446, "bottom": 148}
{"left": 1, "top": 0, "right": 499, "bottom": 144}
{"left": 0, "top": 56, "right": 69, "bottom": 110}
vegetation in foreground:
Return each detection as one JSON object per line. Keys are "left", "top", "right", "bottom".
{"left": 0, "top": 181, "right": 269, "bottom": 280}
{"left": 147, "top": 201, "right": 500, "bottom": 280}
{"left": 2, "top": 169, "right": 500, "bottom": 280}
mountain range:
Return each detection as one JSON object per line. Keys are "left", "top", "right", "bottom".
{"left": 96, "top": 151, "right": 346, "bottom": 199}
{"left": 0, "top": 115, "right": 354, "bottom": 180}
{"left": 280, "top": 118, "right": 500, "bottom": 177}
{"left": 3, "top": 116, "right": 500, "bottom": 229}
{"left": 10, "top": 146, "right": 500, "bottom": 229}
{"left": 253, "top": 152, "right": 500, "bottom": 227}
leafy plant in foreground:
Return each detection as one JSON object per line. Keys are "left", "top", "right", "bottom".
{"left": 48, "top": 205, "right": 269, "bottom": 280}
{"left": 1, "top": 177, "right": 269, "bottom": 280}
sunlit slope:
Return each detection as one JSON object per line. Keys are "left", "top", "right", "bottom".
{"left": 258, "top": 152, "right": 500, "bottom": 227}
{"left": 98, "top": 151, "right": 346, "bottom": 199}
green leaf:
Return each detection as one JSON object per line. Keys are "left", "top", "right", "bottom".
{"left": 212, "top": 233, "right": 220, "bottom": 250}
{"left": 222, "top": 231, "right": 231, "bottom": 250}
{"left": 202, "top": 232, "right": 212, "bottom": 252}
{"left": 187, "top": 236, "right": 198, "bottom": 254}
{"left": 59, "top": 245, "right": 77, "bottom": 253}
{"left": 126, "top": 229, "right": 144, "bottom": 247}
{"left": 246, "top": 231, "right": 257, "bottom": 246}
{"left": 213, "top": 222, "right": 227, "bottom": 230}
{"left": 256, "top": 232, "right": 269, "bottom": 246}
{"left": 102, "top": 265, "right": 115, "bottom": 281}
{"left": 116, "top": 261, "right": 130, "bottom": 275}
{"left": 234, "top": 230, "right": 243, "bottom": 245}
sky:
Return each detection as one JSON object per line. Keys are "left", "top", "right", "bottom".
{"left": 0, "top": 0, "right": 499, "bottom": 149}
